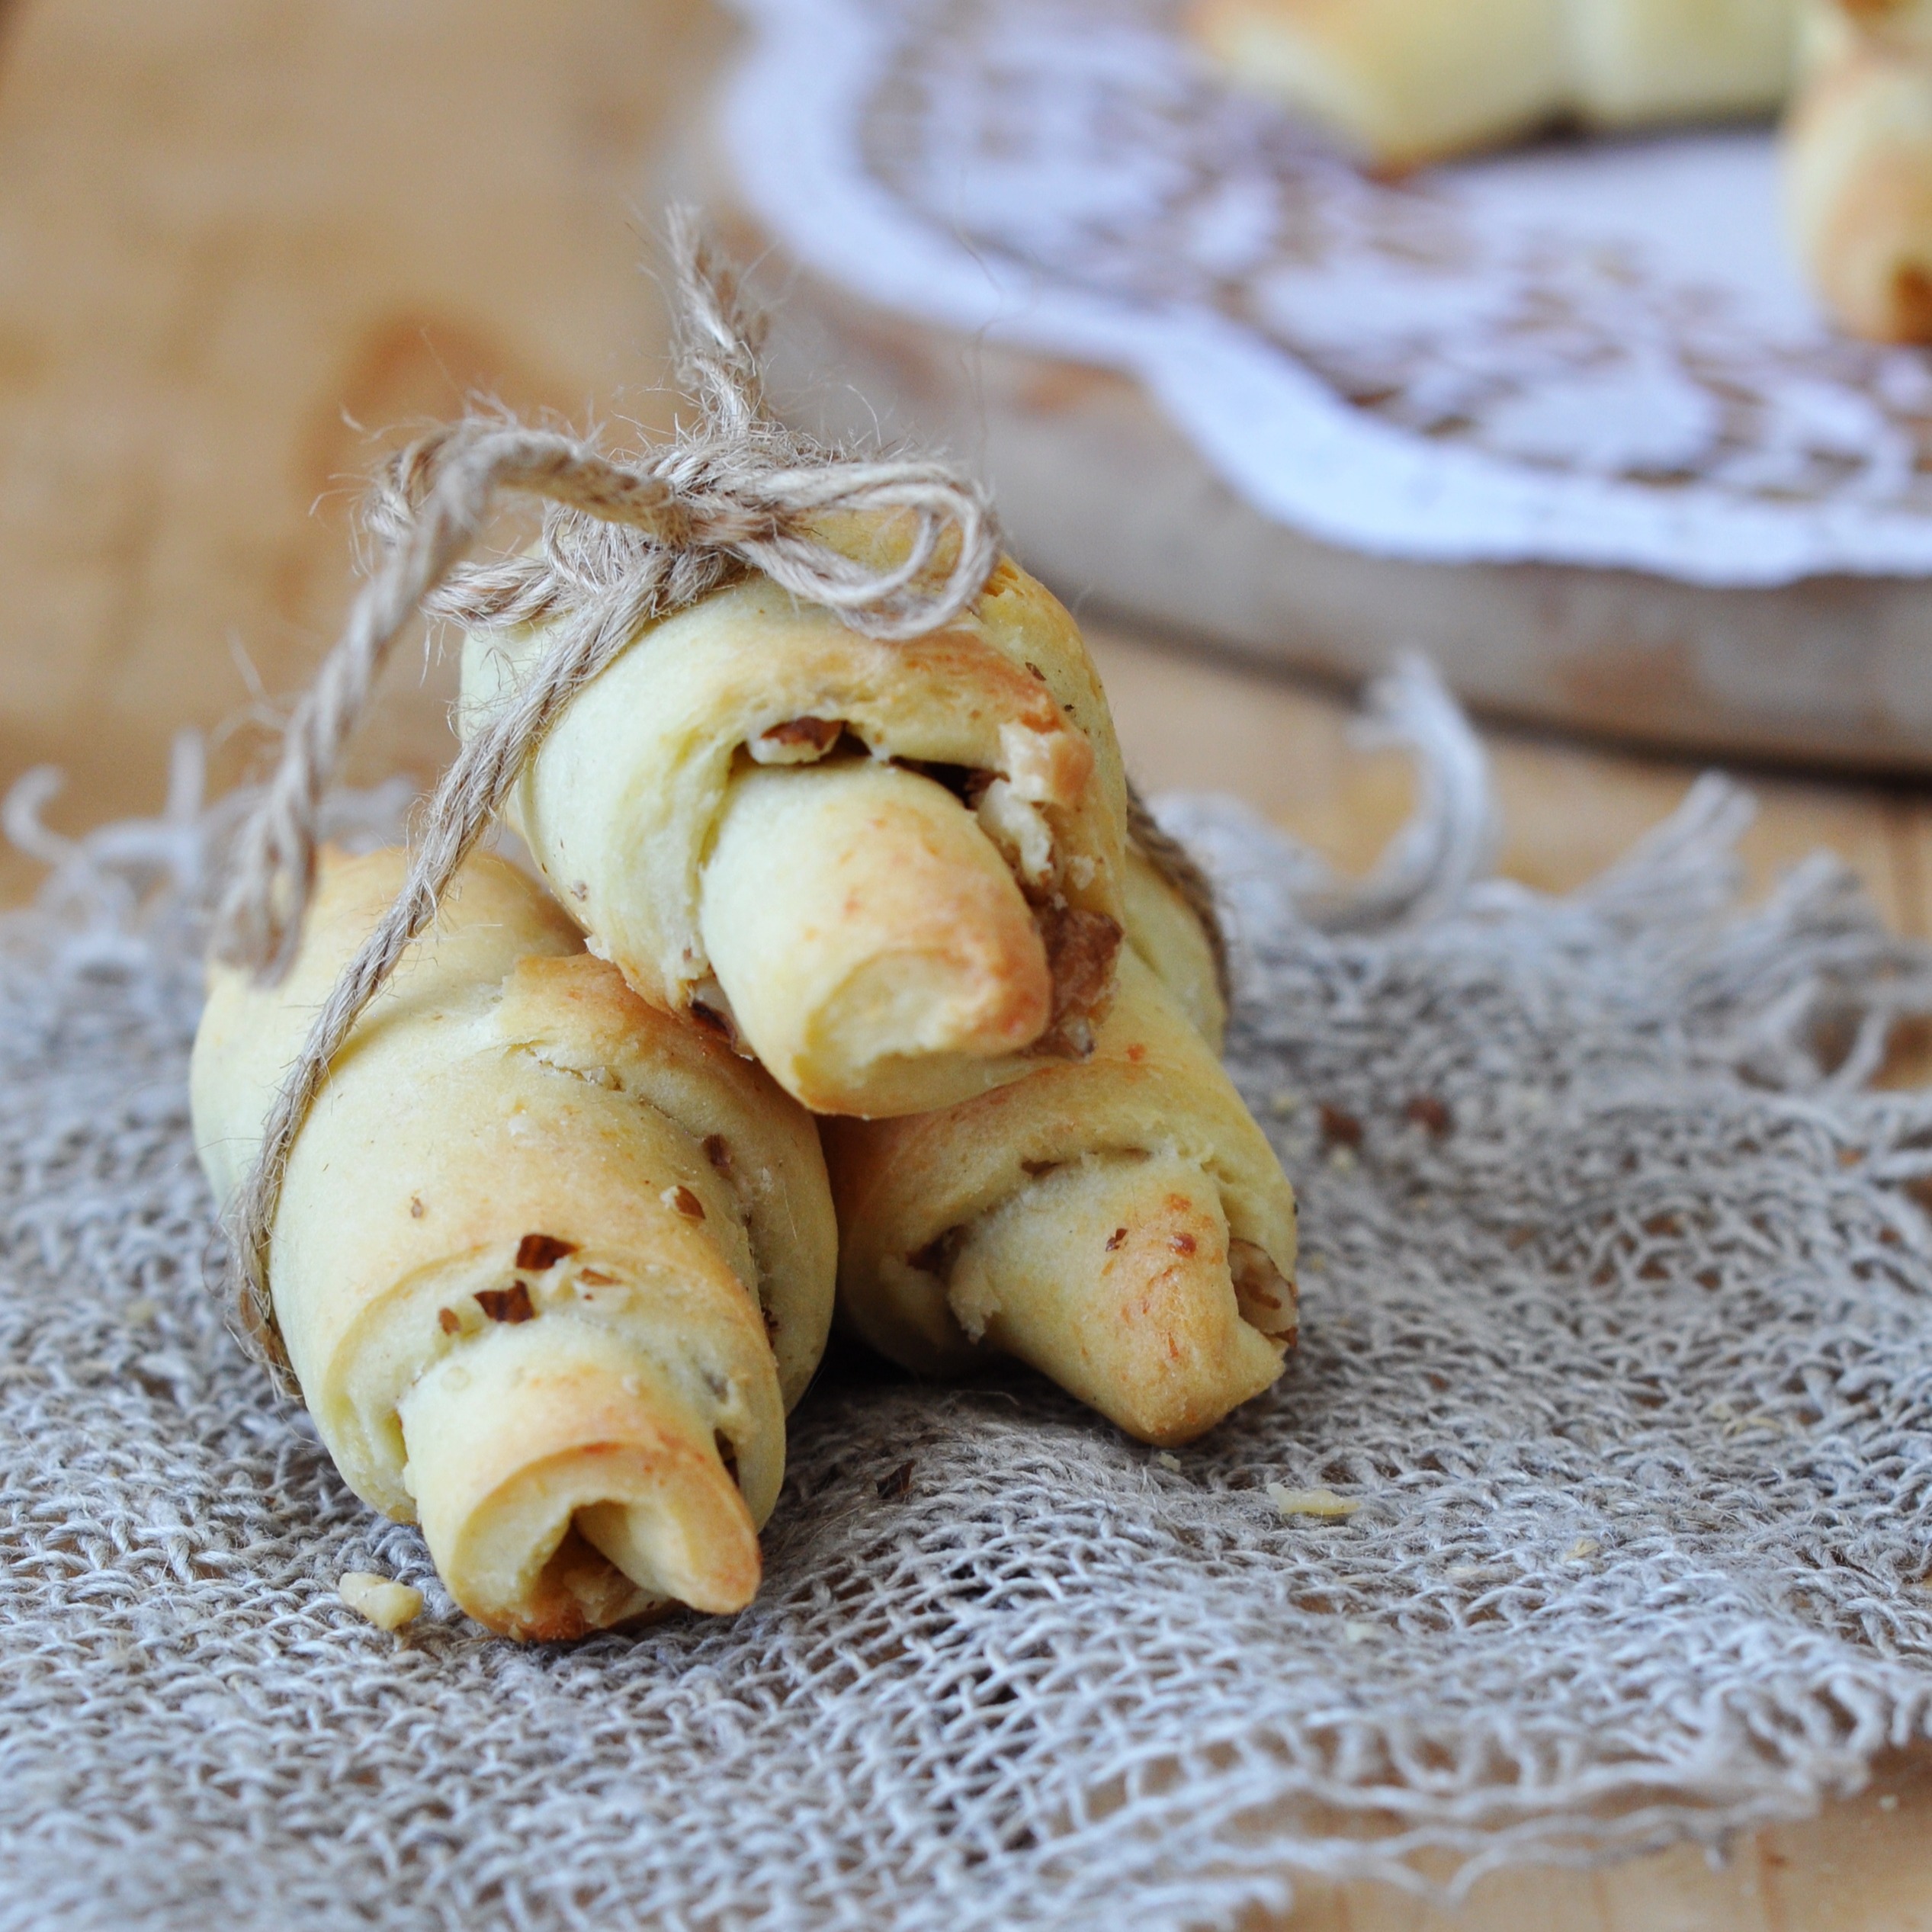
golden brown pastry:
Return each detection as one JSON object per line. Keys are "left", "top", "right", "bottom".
{"left": 458, "top": 532, "right": 1131, "bottom": 1119}
{"left": 191, "top": 847, "right": 836, "bottom": 1640}
{"left": 825, "top": 951, "right": 1296, "bottom": 1448}
{"left": 1787, "top": 2, "right": 1932, "bottom": 339}
{"left": 1189, "top": 0, "right": 1799, "bottom": 169}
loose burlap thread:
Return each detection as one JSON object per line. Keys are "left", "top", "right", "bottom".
{"left": 8, "top": 665, "right": 1932, "bottom": 1929}
{"left": 207, "top": 210, "right": 1018, "bottom": 1384}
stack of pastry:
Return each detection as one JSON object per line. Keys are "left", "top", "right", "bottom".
{"left": 1786, "top": 0, "right": 1932, "bottom": 340}
{"left": 193, "top": 522, "right": 1300, "bottom": 1640}
{"left": 1187, "top": 0, "right": 1801, "bottom": 171}
{"left": 1189, "top": 0, "right": 1932, "bottom": 345}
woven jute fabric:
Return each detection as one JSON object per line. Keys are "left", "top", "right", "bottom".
{"left": 8, "top": 666, "right": 1932, "bottom": 1930}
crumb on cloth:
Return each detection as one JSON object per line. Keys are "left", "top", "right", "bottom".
{"left": 339, "top": 1571, "right": 423, "bottom": 1632}
{"left": 1266, "top": 1484, "right": 1359, "bottom": 1520}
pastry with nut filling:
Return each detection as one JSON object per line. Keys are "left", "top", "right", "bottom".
{"left": 458, "top": 521, "right": 1131, "bottom": 1119}
{"left": 825, "top": 952, "right": 1296, "bottom": 1448}
{"left": 191, "top": 847, "right": 835, "bottom": 1640}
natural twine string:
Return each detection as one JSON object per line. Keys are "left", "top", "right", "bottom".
{"left": 210, "top": 210, "right": 1218, "bottom": 1386}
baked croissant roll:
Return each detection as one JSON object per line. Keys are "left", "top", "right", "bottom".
{"left": 1786, "top": 2, "right": 1932, "bottom": 339}
{"left": 457, "top": 533, "right": 1131, "bottom": 1119}
{"left": 191, "top": 847, "right": 836, "bottom": 1640}
{"left": 1189, "top": 0, "right": 1799, "bottom": 169}
{"left": 824, "top": 951, "right": 1297, "bottom": 1447}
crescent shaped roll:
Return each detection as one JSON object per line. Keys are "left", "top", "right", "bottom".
{"left": 1189, "top": 0, "right": 1797, "bottom": 169}
{"left": 191, "top": 848, "right": 836, "bottom": 1640}
{"left": 823, "top": 950, "right": 1298, "bottom": 1448}
{"left": 1787, "top": 9, "right": 1932, "bottom": 339}
{"left": 457, "top": 538, "right": 1130, "bottom": 1118}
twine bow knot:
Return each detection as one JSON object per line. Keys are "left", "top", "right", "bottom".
{"left": 211, "top": 211, "right": 1000, "bottom": 1383}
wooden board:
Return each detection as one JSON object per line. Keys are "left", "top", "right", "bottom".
{"left": 2, "top": 2, "right": 1930, "bottom": 1923}
{"left": 735, "top": 249, "right": 1932, "bottom": 777}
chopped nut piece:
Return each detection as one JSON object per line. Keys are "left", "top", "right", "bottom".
{"left": 1266, "top": 1484, "right": 1359, "bottom": 1520}
{"left": 1170, "top": 1231, "right": 1197, "bottom": 1256}
{"left": 1035, "top": 903, "right": 1122, "bottom": 1056}
{"left": 664, "top": 1185, "right": 705, "bottom": 1221}
{"left": 877, "top": 1459, "right": 916, "bottom": 1501}
{"left": 576, "top": 1267, "right": 615, "bottom": 1287}
{"left": 1105, "top": 1227, "right": 1127, "bottom": 1252}
{"left": 1405, "top": 1095, "right": 1453, "bottom": 1136}
{"left": 436, "top": 1308, "right": 461, "bottom": 1335}
{"left": 515, "top": 1233, "right": 576, "bottom": 1271}
{"left": 1154, "top": 1451, "right": 1182, "bottom": 1472}
{"left": 702, "top": 1134, "right": 733, "bottom": 1176}
{"left": 1319, "top": 1105, "right": 1362, "bottom": 1147}
{"left": 339, "top": 1571, "right": 422, "bottom": 1632}
{"left": 752, "top": 716, "right": 842, "bottom": 763}
{"left": 409, "top": 1195, "right": 425, "bottom": 1219}
{"left": 475, "top": 1283, "right": 534, "bottom": 1324}
{"left": 1231, "top": 1239, "right": 1298, "bottom": 1340}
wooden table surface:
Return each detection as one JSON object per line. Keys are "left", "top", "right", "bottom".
{"left": 3, "top": 3, "right": 1928, "bottom": 1923}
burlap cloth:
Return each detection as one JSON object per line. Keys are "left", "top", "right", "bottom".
{"left": 7, "top": 663, "right": 1932, "bottom": 1930}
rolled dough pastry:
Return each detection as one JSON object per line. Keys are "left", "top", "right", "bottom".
{"left": 1787, "top": 1, "right": 1932, "bottom": 339}
{"left": 458, "top": 532, "right": 1132, "bottom": 1119}
{"left": 825, "top": 950, "right": 1297, "bottom": 1447}
{"left": 1189, "top": 0, "right": 1800, "bottom": 168}
{"left": 191, "top": 848, "right": 836, "bottom": 1639}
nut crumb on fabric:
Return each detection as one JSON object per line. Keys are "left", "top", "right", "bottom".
{"left": 339, "top": 1572, "right": 422, "bottom": 1632}
{"left": 1154, "top": 1452, "right": 1182, "bottom": 1471}
{"left": 877, "top": 1460, "right": 915, "bottom": 1501}
{"left": 1343, "top": 1620, "right": 1376, "bottom": 1645}
{"left": 1566, "top": 1538, "right": 1601, "bottom": 1562}
{"left": 1266, "top": 1484, "right": 1359, "bottom": 1520}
